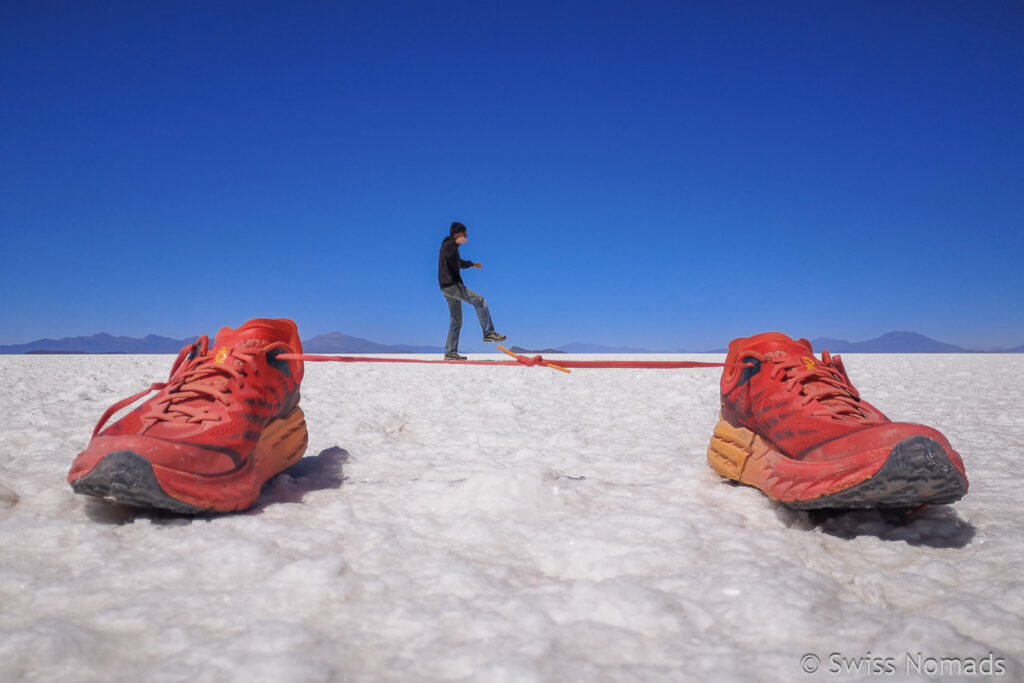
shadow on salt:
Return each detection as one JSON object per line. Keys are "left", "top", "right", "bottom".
{"left": 774, "top": 504, "right": 975, "bottom": 549}
{"left": 83, "top": 446, "right": 349, "bottom": 525}
{"left": 250, "top": 445, "right": 349, "bottom": 511}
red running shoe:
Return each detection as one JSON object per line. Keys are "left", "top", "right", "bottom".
{"left": 707, "top": 332, "right": 968, "bottom": 508}
{"left": 68, "top": 318, "right": 308, "bottom": 513}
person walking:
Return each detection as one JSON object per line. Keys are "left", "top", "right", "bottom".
{"left": 438, "top": 222, "right": 506, "bottom": 360}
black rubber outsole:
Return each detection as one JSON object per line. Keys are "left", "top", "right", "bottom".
{"left": 788, "top": 436, "right": 968, "bottom": 509}
{"left": 70, "top": 450, "right": 208, "bottom": 515}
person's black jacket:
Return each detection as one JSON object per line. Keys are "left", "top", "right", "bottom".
{"left": 438, "top": 236, "right": 474, "bottom": 289}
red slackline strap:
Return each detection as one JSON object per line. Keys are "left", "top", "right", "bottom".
{"left": 276, "top": 346, "right": 747, "bottom": 375}
{"left": 276, "top": 353, "right": 530, "bottom": 368}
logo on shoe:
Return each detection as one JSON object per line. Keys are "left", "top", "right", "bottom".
{"left": 214, "top": 347, "right": 231, "bottom": 364}
{"left": 802, "top": 357, "right": 817, "bottom": 369}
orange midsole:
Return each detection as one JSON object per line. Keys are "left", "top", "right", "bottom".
{"left": 706, "top": 414, "right": 888, "bottom": 503}
{"left": 150, "top": 406, "right": 309, "bottom": 511}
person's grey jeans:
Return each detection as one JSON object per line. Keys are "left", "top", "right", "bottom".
{"left": 441, "top": 284, "right": 495, "bottom": 355}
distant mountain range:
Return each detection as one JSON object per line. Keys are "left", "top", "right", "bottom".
{"left": 0, "top": 331, "right": 444, "bottom": 355}
{"left": 507, "top": 346, "right": 567, "bottom": 355}
{"left": 564, "top": 331, "right": 1024, "bottom": 354}
{"left": 0, "top": 333, "right": 198, "bottom": 355}
{"left": 809, "top": 331, "right": 984, "bottom": 353}
{"left": 1, "top": 329, "right": 1021, "bottom": 354}
{"left": 559, "top": 342, "right": 654, "bottom": 354}
{"left": 302, "top": 332, "right": 439, "bottom": 354}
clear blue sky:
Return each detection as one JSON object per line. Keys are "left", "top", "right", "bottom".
{"left": 2, "top": 1, "right": 1022, "bottom": 351}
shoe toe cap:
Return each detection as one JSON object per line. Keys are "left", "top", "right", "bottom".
{"left": 800, "top": 422, "right": 967, "bottom": 489}
{"left": 70, "top": 434, "right": 240, "bottom": 482}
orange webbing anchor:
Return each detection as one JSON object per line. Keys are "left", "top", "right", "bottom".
{"left": 497, "top": 346, "right": 571, "bottom": 374}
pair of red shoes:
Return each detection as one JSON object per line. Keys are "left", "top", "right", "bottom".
{"left": 68, "top": 319, "right": 968, "bottom": 514}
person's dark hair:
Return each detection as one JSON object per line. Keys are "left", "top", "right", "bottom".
{"left": 450, "top": 221, "right": 467, "bottom": 236}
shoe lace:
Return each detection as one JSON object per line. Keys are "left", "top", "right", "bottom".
{"left": 91, "top": 337, "right": 292, "bottom": 437}
{"left": 766, "top": 350, "right": 868, "bottom": 422}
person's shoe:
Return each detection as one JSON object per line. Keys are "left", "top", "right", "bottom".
{"left": 483, "top": 333, "right": 507, "bottom": 343}
{"left": 706, "top": 332, "right": 968, "bottom": 508}
{"left": 68, "top": 318, "right": 308, "bottom": 514}
{"left": 444, "top": 352, "right": 467, "bottom": 360}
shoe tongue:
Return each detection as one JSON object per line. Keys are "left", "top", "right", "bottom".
{"left": 751, "top": 335, "right": 861, "bottom": 412}
{"left": 739, "top": 333, "right": 814, "bottom": 362}
{"left": 174, "top": 324, "right": 275, "bottom": 395}
{"left": 213, "top": 321, "right": 281, "bottom": 350}
{"left": 158, "top": 323, "right": 287, "bottom": 420}
{"left": 735, "top": 333, "right": 861, "bottom": 417}
{"left": 209, "top": 321, "right": 282, "bottom": 369}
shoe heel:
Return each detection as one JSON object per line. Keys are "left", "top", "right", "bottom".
{"left": 707, "top": 413, "right": 756, "bottom": 481}
{"left": 253, "top": 406, "right": 309, "bottom": 482}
